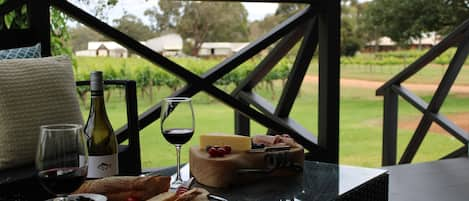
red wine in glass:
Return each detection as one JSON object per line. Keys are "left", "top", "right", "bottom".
{"left": 38, "top": 167, "right": 87, "bottom": 195}
{"left": 162, "top": 128, "right": 194, "bottom": 145}
{"left": 161, "top": 97, "right": 195, "bottom": 188}
{"left": 36, "top": 124, "right": 88, "bottom": 200}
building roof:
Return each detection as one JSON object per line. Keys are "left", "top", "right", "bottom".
{"left": 200, "top": 42, "right": 249, "bottom": 51}
{"left": 366, "top": 37, "right": 396, "bottom": 46}
{"left": 366, "top": 33, "right": 441, "bottom": 47}
{"left": 88, "top": 41, "right": 127, "bottom": 50}
{"left": 145, "top": 33, "right": 183, "bottom": 52}
{"left": 410, "top": 32, "right": 440, "bottom": 45}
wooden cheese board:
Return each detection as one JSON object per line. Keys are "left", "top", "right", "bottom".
{"left": 189, "top": 145, "right": 304, "bottom": 188}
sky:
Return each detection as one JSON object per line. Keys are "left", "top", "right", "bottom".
{"left": 73, "top": 0, "right": 279, "bottom": 25}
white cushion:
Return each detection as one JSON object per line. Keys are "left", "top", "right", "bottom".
{"left": 0, "top": 55, "right": 83, "bottom": 170}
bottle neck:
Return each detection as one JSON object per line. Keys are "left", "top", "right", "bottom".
{"left": 91, "top": 89, "right": 104, "bottom": 97}
{"left": 90, "top": 90, "right": 106, "bottom": 112}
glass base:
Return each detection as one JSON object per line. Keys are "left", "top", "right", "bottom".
{"left": 45, "top": 193, "right": 107, "bottom": 201}
{"left": 170, "top": 179, "right": 184, "bottom": 190}
{"left": 169, "top": 164, "right": 191, "bottom": 190}
{"left": 45, "top": 198, "right": 67, "bottom": 201}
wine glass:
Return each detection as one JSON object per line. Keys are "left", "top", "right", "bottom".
{"left": 161, "top": 97, "right": 195, "bottom": 188}
{"left": 36, "top": 124, "right": 88, "bottom": 201}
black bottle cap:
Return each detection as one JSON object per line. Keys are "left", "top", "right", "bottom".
{"left": 90, "top": 71, "right": 104, "bottom": 92}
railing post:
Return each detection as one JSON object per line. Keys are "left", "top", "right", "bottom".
{"left": 28, "top": 0, "right": 51, "bottom": 56}
{"left": 234, "top": 96, "right": 250, "bottom": 136}
{"left": 382, "top": 88, "right": 398, "bottom": 166}
{"left": 123, "top": 80, "right": 141, "bottom": 175}
{"left": 317, "top": 0, "right": 340, "bottom": 163}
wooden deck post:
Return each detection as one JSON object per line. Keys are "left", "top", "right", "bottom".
{"left": 382, "top": 88, "right": 398, "bottom": 166}
{"left": 318, "top": 0, "right": 340, "bottom": 163}
{"left": 28, "top": 0, "right": 50, "bottom": 56}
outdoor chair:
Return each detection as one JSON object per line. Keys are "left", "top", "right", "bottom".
{"left": 0, "top": 8, "right": 142, "bottom": 199}
{"left": 0, "top": 58, "right": 141, "bottom": 200}
{"left": 0, "top": 45, "right": 142, "bottom": 171}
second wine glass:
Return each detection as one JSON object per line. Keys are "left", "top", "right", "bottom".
{"left": 161, "top": 97, "right": 195, "bottom": 188}
{"left": 36, "top": 124, "right": 88, "bottom": 201}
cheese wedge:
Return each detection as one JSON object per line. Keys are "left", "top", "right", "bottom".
{"left": 200, "top": 134, "right": 251, "bottom": 152}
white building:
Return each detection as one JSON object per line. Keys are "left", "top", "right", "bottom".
{"left": 409, "top": 32, "right": 441, "bottom": 47}
{"left": 198, "top": 42, "right": 249, "bottom": 57}
{"left": 75, "top": 41, "right": 128, "bottom": 58}
{"left": 366, "top": 36, "right": 396, "bottom": 47}
{"left": 145, "top": 33, "right": 183, "bottom": 57}
{"left": 365, "top": 32, "right": 441, "bottom": 52}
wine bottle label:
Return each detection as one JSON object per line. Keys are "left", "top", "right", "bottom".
{"left": 80, "top": 154, "right": 118, "bottom": 178}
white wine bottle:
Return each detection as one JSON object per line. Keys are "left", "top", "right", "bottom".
{"left": 84, "top": 71, "right": 119, "bottom": 178}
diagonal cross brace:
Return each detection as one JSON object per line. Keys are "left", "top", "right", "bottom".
{"left": 399, "top": 30, "right": 469, "bottom": 164}
{"left": 53, "top": 0, "right": 320, "bottom": 152}
{"left": 274, "top": 17, "right": 318, "bottom": 119}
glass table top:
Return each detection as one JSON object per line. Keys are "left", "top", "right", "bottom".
{"left": 169, "top": 160, "right": 387, "bottom": 201}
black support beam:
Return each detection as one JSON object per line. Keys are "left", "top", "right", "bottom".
{"left": 29, "top": 0, "right": 50, "bottom": 56}
{"left": 441, "top": 146, "right": 467, "bottom": 159}
{"left": 382, "top": 88, "right": 399, "bottom": 166}
{"left": 317, "top": 0, "right": 340, "bottom": 163}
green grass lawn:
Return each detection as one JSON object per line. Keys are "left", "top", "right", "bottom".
{"left": 80, "top": 78, "right": 467, "bottom": 169}
{"left": 339, "top": 87, "right": 462, "bottom": 167}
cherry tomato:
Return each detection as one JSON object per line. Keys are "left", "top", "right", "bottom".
{"left": 223, "top": 145, "right": 232, "bottom": 154}
{"left": 218, "top": 147, "right": 227, "bottom": 154}
{"left": 208, "top": 147, "right": 223, "bottom": 157}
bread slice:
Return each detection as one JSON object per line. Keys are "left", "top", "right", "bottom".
{"left": 148, "top": 188, "right": 209, "bottom": 201}
{"left": 73, "top": 176, "right": 170, "bottom": 201}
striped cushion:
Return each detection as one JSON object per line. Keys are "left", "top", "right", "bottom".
{"left": 0, "top": 56, "right": 83, "bottom": 170}
{"left": 0, "top": 43, "right": 41, "bottom": 60}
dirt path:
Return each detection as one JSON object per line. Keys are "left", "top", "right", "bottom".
{"left": 399, "top": 113, "right": 469, "bottom": 135}
{"left": 304, "top": 75, "right": 469, "bottom": 93}
{"left": 303, "top": 75, "right": 469, "bottom": 134}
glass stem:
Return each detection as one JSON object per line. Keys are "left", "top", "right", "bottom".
{"left": 175, "top": 145, "right": 182, "bottom": 183}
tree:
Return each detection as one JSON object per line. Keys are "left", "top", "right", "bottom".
{"left": 248, "top": 4, "right": 307, "bottom": 41}
{"left": 176, "top": 2, "right": 249, "bottom": 56}
{"left": 69, "top": 25, "right": 106, "bottom": 52}
{"left": 249, "top": 2, "right": 366, "bottom": 56}
{"left": 0, "top": 0, "right": 119, "bottom": 56}
{"left": 73, "top": 0, "right": 118, "bottom": 21}
{"left": 248, "top": 14, "right": 280, "bottom": 41}
{"left": 0, "top": 0, "right": 28, "bottom": 30}
{"left": 341, "top": 0, "right": 366, "bottom": 56}
{"left": 341, "top": 15, "right": 361, "bottom": 56}
{"left": 144, "top": 1, "right": 182, "bottom": 33}
{"left": 275, "top": 3, "right": 307, "bottom": 17}
{"left": 51, "top": 8, "right": 73, "bottom": 56}
{"left": 0, "top": 1, "right": 72, "bottom": 56}
{"left": 113, "top": 13, "right": 156, "bottom": 41}
{"left": 363, "top": 0, "right": 469, "bottom": 44}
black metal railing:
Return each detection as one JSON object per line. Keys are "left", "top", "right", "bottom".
{"left": 0, "top": 0, "right": 340, "bottom": 163}
{"left": 377, "top": 19, "right": 469, "bottom": 166}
